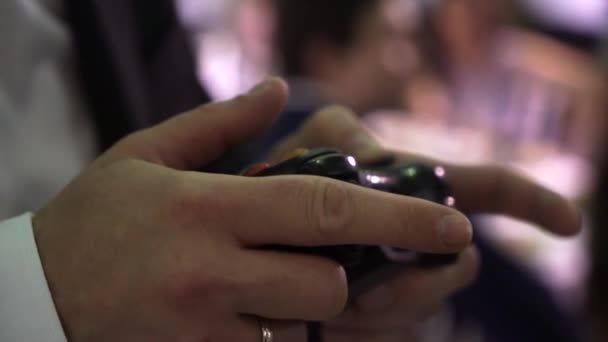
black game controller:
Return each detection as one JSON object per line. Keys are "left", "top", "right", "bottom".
{"left": 242, "top": 148, "right": 458, "bottom": 299}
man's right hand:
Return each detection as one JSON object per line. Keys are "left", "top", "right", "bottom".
{"left": 33, "top": 78, "right": 472, "bottom": 341}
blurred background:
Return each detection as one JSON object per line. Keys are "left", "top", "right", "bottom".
{"left": 174, "top": 0, "right": 607, "bottom": 340}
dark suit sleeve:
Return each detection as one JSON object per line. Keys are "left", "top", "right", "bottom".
{"left": 66, "top": 0, "right": 210, "bottom": 151}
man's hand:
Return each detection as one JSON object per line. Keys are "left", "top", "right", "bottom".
{"left": 270, "top": 105, "right": 582, "bottom": 341}
{"left": 32, "top": 79, "right": 473, "bottom": 342}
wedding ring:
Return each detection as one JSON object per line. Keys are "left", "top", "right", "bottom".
{"left": 260, "top": 319, "right": 273, "bottom": 342}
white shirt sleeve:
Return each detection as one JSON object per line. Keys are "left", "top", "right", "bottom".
{"left": 0, "top": 213, "right": 68, "bottom": 342}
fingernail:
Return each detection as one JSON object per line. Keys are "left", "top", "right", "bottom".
{"left": 356, "top": 284, "right": 395, "bottom": 312}
{"left": 440, "top": 214, "right": 473, "bottom": 248}
{"left": 248, "top": 78, "right": 274, "bottom": 96}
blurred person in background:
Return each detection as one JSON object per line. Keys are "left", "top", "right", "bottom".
{"left": 423, "top": 0, "right": 606, "bottom": 162}
{"left": 273, "top": 0, "right": 419, "bottom": 115}
{"left": 208, "top": 0, "right": 423, "bottom": 171}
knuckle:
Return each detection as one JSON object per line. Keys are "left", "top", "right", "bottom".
{"left": 193, "top": 271, "right": 238, "bottom": 302}
{"left": 164, "top": 179, "right": 199, "bottom": 225}
{"left": 163, "top": 269, "right": 234, "bottom": 307}
{"left": 306, "top": 179, "right": 356, "bottom": 241}
{"left": 162, "top": 263, "right": 199, "bottom": 301}
{"left": 163, "top": 176, "right": 222, "bottom": 229}
{"left": 161, "top": 249, "right": 237, "bottom": 308}
{"left": 159, "top": 249, "right": 199, "bottom": 304}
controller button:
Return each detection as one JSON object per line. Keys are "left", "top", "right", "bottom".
{"left": 243, "top": 163, "right": 271, "bottom": 176}
{"left": 279, "top": 148, "right": 310, "bottom": 162}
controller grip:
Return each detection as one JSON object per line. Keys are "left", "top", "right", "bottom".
{"left": 242, "top": 149, "right": 460, "bottom": 299}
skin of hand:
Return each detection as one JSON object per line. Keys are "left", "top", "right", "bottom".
{"left": 32, "top": 78, "right": 475, "bottom": 342}
{"left": 269, "top": 105, "right": 582, "bottom": 341}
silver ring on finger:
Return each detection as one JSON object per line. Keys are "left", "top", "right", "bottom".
{"left": 260, "top": 319, "right": 274, "bottom": 342}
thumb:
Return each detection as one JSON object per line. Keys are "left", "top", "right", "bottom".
{"left": 105, "top": 78, "right": 288, "bottom": 169}
{"left": 268, "top": 105, "right": 391, "bottom": 164}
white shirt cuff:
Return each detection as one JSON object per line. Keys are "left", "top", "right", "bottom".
{"left": 0, "top": 213, "right": 68, "bottom": 342}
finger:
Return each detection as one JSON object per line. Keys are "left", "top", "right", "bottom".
{"left": 448, "top": 164, "right": 582, "bottom": 236}
{"left": 103, "top": 77, "right": 288, "bottom": 169}
{"left": 392, "top": 154, "right": 582, "bottom": 236}
{"left": 233, "top": 250, "right": 348, "bottom": 321}
{"left": 328, "top": 246, "right": 479, "bottom": 331}
{"left": 195, "top": 174, "right": 472, "bottom": 253}
{"left": 360, "top": 245, "right": 479, "bottom": 314}
{"left": 267, "top": 105, "right": 391, "bottom": 164}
